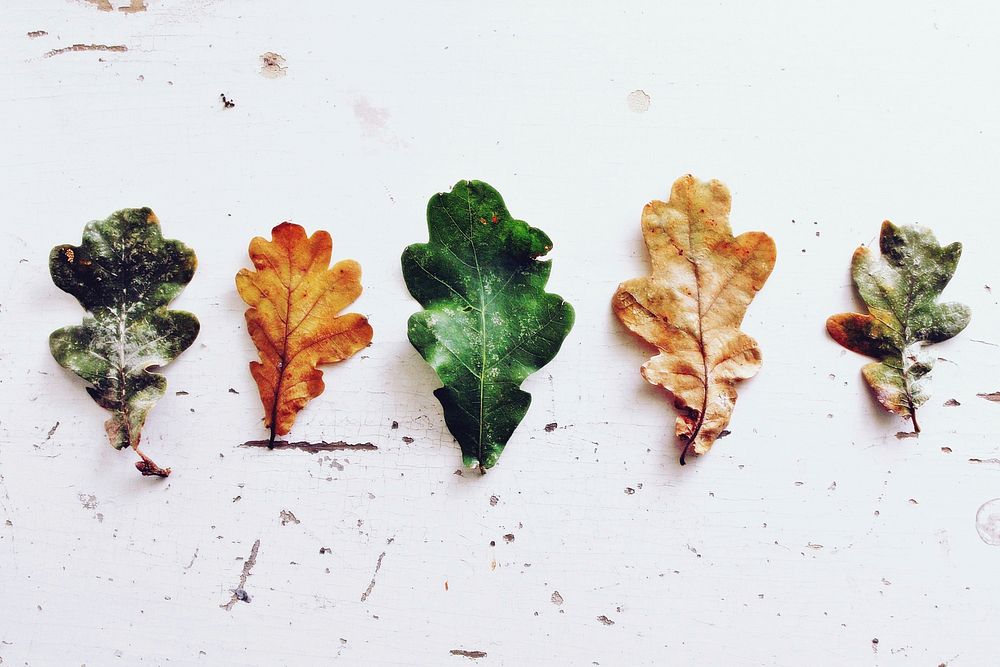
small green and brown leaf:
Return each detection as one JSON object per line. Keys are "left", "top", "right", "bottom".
{"left": 49, "top": 208, "right": 199, "bottom": 477}
{"left": 827, "top": 221, "right": 970, "bottom": 432}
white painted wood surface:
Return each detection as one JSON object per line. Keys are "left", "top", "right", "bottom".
{"left": 2, "top": 2, "right": 999, "bottom": 665}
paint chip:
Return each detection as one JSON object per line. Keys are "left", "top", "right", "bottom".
{"left": 626, "top": 89, "right": 651, "bottom": 113}
{"left": 118, "top": 0, "right": 147, "bottom": 13}
{"left": 260, "top": 52, "right": 287, "bottom": 78}
{"left": 976, "top": 498, "right": 1000, "bottom": 547}
{"left": 44, "top": 43, "right": 127, "bottom": 58}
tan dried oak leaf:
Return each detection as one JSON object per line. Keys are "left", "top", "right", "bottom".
{"left": 613, "top": 175, "right": 776, "bottom": 463}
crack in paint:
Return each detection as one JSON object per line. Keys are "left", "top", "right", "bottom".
{"left": 240, "top": 439, "right": 377, "bottom": 453}
{"left": 44, "top": 44, "right": 127, "bottom": 58}
{"left": 221, "top": 539, "right": 260, "bottom": 610}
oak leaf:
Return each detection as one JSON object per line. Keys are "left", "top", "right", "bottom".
{"left": 613, "top": 175, "right": 776, "bottom": 464}
{"left": 49, "top": 208, "right": 199, "bottom": 477}
{"left": 401, "top": 180, "right": 575, "bottom": 471}
{"left": 236, "top": 223, "right": 373, "bottom": 447}
{"left": 827, "top": 221, "right": 970, "bottom": 432}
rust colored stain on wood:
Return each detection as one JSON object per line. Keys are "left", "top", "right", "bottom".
{"left": 240, "top": 439, "right": 378, "bottom": 453}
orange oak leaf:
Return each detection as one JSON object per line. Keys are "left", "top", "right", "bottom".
{"left": 613, "top": 175, "right": 776, "bottom": 464}
{"left": 236, "top": 222, "right": 373, "bottom": 447}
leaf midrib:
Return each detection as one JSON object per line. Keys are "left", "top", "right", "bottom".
{"left": 867, "top": 254, "right": 921, "bottom": 407}
{"left": 686, "top": 216, "right": 709, "bottom": 450}
{"left": 464, "top": 193, "right": 489, "bottom": 467}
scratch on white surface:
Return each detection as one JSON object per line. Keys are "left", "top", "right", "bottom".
{"left": 360, "top": 551, "right": 386, "bottom": 602}
{"left": 221, "top": 539, "right": 260, "bottom": 610}
{"left": 449, "top": 649, "right": 487, "bottom": 659}
{"left": 43, "top": 43, "right": 127, "bottom": 58}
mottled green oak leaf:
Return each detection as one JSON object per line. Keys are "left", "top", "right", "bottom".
{"left": 402, "top": 180, "right": 575, "bottom": 472}
{"left": 827, "top": 221, "right": 970, "bottom": 432}
{"left": 49, "top": 208, "right": 200, "bottom": 477}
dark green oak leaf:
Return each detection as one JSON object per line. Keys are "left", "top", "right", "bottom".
{"left": 49, "top": 208, "right": 200, "bottom": 477}
{"left": 827, "top": 221, "right": 970, "bottom": 432}
{"left": 402, "top": 180, "right": 575, "bottom": 471}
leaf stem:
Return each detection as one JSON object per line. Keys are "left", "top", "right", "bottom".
{"left": 267, "top": 414, "right": 278, "bottom": 449}
{"left": 908, "top": 403, "right": 921, "bottom": 434}
{"left": 679, "top": 441, "right": 691, "bottom": 466}
{"left": 133, "top": 445, "right": 171, "bottom": 477}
